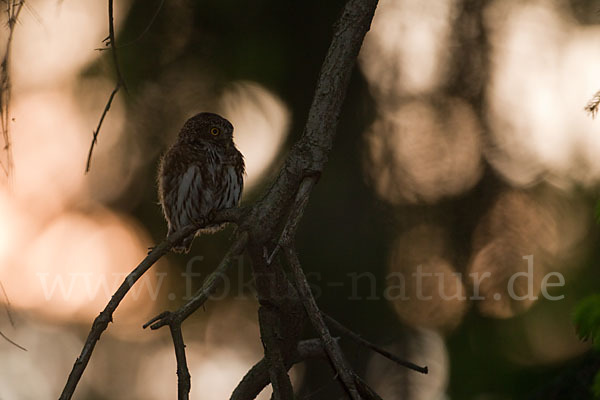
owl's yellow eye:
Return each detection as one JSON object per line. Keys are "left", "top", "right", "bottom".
{"left": 210, "top": 127, "right": 221, "bottom": 136}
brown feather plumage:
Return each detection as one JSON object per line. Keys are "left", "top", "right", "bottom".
{"left": 158, "top": 112, "right": 244, "bottom": 253}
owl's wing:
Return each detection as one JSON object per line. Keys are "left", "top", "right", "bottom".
{"left": 217, "top": 147, "right": 245, "bottom": 207}
{"left": 158, "top": 150, "right": 182, "bottom": 229}
{"left": 232, "top": 150, "right": 245, "bottom": 200}
{"left": 159, "top": 146, "right": 209, "bottom": 225}
{"left": 224, "top": 146, "right": 245, "bottom": 177}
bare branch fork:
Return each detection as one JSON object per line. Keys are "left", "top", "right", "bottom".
{"left": 285, "top": 246, "right": 361, "bottom": 399}
{"left": 141, "top": 232, "right": 249, "bottom": 400}
{"left": 85, "top": 0, "right": 127, "bottom": 173}
{"left": 60, "top": 0, "right": 427, "bottom": 399}
{"left": 58, "top": 208, "right": 244, "bottom": 400}
{"left": 231, "top": 338, "right": 334, "bottom": 400}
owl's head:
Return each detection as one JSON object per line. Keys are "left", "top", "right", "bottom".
{"left": 179, "top": 112, "right": 234, "bottom": 143}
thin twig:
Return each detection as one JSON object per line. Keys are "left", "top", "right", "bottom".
{"left": 0, "top": 329, "right": 26, "bottom": 351}
{"left": 119, "top": 0, "right": 164, "bottom": 48}
{"left": 107, "top": 0, "right": 126, "bottom": 92}
{"left": 168, "top": 319, "right": 191, "bottom": 400}
{"left": 140, "top": 231, "right": 247, "bottom": 399}
{"left": 0, "top": 280, "right": 15, "bottom": 326}
{"left": 143, "top": 232, "right": 248, "bottom": 330}
{"left": 23, "top": 1, "right": 43, "bottom": 27}
{"left": 266, "top": 176, "right": 316, "bottom": 265}
{"left": 0, "top": 0, "right": 25, "bottom": 180}
{"left": 0, "top": 275, "right": 25, "bottom": 351}
{"left": 84, "top": 82, "right": 120, "bottom": 173}
{"left": 285, "top": 246, "right": 362, "bottom": 400}
{"left": 322, "top": 313, "right": 428, "bottom": 374}
{"left": 59, "top": 208, "right": 243, "bottom": 400}
{"left": 84, "top": 0, "right": 127, "bottom": 173}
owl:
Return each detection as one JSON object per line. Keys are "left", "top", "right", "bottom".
{"left": 158, "top": 112, "right": 245, "bottom": 253}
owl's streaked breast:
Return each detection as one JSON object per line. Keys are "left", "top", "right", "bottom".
{"left": 157, "top": 112, "right": 244, "bottom": 253}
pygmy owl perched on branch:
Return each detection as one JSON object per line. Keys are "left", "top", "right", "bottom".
{"left": 158, "top": 112, "right": 245, "bottom": 253}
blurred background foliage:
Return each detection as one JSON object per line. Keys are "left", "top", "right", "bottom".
{"left": 1, "top": 0, "right": 600, "bottom": 398}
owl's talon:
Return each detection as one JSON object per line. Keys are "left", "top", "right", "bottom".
{"left": 147, "top": 246, "right": 155, "bottom": 255}
{"left": 191, "top": 217, "right": 207, "bottom": 227}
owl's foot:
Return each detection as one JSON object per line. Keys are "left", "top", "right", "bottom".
{"left": 191, "top": 216, "right": 208, "bottom": 228}
{"left": 173, "top": 237, "right": 193, "bottom": 253}
{"left": 147, "top": 246, "right": 155, "bottom": 255}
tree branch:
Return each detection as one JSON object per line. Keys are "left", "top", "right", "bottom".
{"left": 0, "top": 329, "right": 26, "bottom": 351}
{"left": 85, "top": 0, "right": 127, "bottom": 173}
{"left": 169, "top": 323, "right": 191, "bottom": 400}
{"left": 249, "top": 253, "right": 300, "bottom": 400}
{"left": 323, "top": 313, "right": 428, "bottom": 374}
{"left": 285, "top": 246, "right": 361, "bottom": 400}
{"left": 63, "top": 0, "right": 380, "bottom": 397}
{"left": 58, "top": 208, "right": 243, "bottom": 400}
{"left": 243, "top": 0, "right": 379, "bottom": 235}
{"left": 258, "top": 309, "right": 294, "bottom": 400}
{"left": 118, "top": 0, "right": 165, "bottom": 48}
{"left": 84, "top": 83, "right": 120, "bottom": 173}
{"left": 0, "top": 0, "right": 25, "bottom": 179}
{"left": 141, "top": 231, "right": 248, "bottom": 399}
{"left": 266, "top": 176, "right": 316, "bottom": 265}
{"left": 0, "top": 280, "right": 15, "bottom": 327}
{"left": 230, "top": 338, "right": 330, "bottom": 400}
{"left": 354, "top": 374, "right": 384, "bottom": 400}
{"left": 240, "top": 0, "right": 379, "bottom": 397}
{"left": 143, "top": 231, "right": 248, "bottom": 330}
{"left": 147, "top": 312, "right": 192, "bottom": 400}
